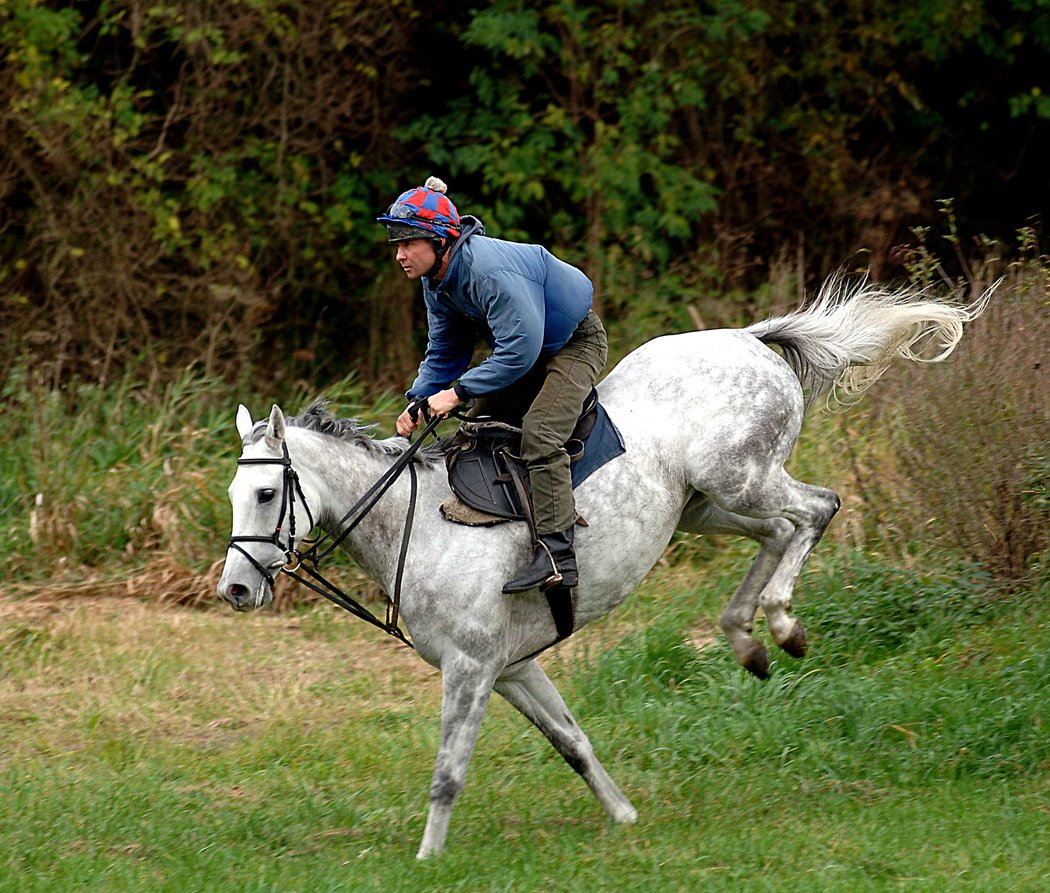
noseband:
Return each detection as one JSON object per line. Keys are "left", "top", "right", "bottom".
{"left": 227, "top": 411, "right": 445, "bottom": 648}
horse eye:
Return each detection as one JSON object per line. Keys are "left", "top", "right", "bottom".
{"left": 257, "top": 488, "right": 276, "bottom": 504}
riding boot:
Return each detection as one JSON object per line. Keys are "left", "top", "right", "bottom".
{"left": 502, "top": 527, "right": 578, "bottom": 594}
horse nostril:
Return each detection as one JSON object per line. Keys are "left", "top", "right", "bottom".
{"left": 227, "top": 583, "right": 249, "bottom": 602}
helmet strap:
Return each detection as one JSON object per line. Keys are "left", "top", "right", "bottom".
{"left": 427, "top": 237, "right": 448, "bottom": 279}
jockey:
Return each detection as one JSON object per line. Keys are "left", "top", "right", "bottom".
{"left": 379, "top": 176, "right": 608, "bottom": 593}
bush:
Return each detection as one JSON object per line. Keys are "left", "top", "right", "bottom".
{"left": 0, "top": 0, "right": 434, "bottom": 387}
{"left": 879, "top": 252, "right": 1050, "bottom": 583}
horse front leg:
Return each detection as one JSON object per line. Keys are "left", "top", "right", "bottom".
{"left": 494, "top": 659, "right": 638, "bottom": 824}
{"left": 417, "top": 652, "right": 499, "bottom": 860}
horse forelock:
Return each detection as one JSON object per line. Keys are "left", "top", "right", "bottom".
{"left": 243, "top": 400, "right": 442, "bottom": 465}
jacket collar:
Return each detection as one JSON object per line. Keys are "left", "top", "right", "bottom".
{"left": 427, "top": 216, "right": 485, "bottom": 293}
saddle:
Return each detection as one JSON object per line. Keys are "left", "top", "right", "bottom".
{"left": 442, "top": 421, "right": 535, "bottom": 525}
{"left": 441, "top": 388, "right": 623, "bottom": 527}
{"left": 441, "top": 391, "right": 624, "bottom": 649}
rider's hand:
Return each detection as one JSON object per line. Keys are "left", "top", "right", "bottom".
{"left": 428, "top": 388, "right": 462, "bottom": 418}
{"left": 396, "top": 407, "right": 420, "bottom": 437}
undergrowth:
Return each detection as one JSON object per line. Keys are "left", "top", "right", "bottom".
{"left": 0, "top": 365, "right": 393, "bottom": 602}
{"left": 0, "top": 242, "right": 1045, "bottom": 609}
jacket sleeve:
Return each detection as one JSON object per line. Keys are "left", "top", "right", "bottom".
{"left": 455, "top": 271, "right": 544, "bottom": 397}
{"left": 406, "top": 301, "right": 475, "bottom": 399}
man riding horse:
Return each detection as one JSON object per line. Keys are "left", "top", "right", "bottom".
{"left": 380, "top": 176, "right": 608, "bottom": 593}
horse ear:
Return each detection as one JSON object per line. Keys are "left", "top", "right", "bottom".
{"left": 265, "top": 404, "right": 286, "bottom": 449}
{"left": 235, "top": 404, "right": 253, "bottom": 440}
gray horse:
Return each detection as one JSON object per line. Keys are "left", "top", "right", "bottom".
{"left": 217, "top": 276, "right": 987, "bottom": 858}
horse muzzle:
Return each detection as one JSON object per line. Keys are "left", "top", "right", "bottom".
{"left": 217, "top": 578, "right": 274, "bottom": 612}
{"left": 216, "top": 552, "right": 276, "bottom": 612}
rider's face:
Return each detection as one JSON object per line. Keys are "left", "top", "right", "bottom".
{"left": 394, "top": 238, "right": 439, "bottom": 280}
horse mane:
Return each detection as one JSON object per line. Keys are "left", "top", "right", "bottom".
{"left": 247, "top": 400, "right": 445, "bottom": 465}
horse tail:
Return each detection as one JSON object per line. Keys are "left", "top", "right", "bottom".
{"left": 745, "top": 273, "right": 994, "bottom": 408}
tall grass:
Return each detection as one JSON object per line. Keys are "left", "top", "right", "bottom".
{"left": 570, "top": 558, "right": 1049, "bottom": 789}
{"left": 873, "top": 232, "right": 1050, "bottom": 583}
{"left": 0, "top": 365, "right": 396, "bottom": 601}
{"left": 0, "top": 245, "right": 1045, "bottom": 604}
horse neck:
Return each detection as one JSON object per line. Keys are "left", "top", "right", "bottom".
{"left": 288, "top": 428, "right": 429, "bottom": 584}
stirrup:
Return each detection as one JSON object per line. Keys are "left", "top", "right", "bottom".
{"left": 502, "top": 542, "right": 559, "bottom": 594}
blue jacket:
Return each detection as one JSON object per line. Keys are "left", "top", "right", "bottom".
{"left": 407, "top": 217, "right": 594, "bottom": 399}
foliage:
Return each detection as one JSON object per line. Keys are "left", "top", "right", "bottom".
{"left": 410, "top": 0, "right": 1050, "bottom": 315}
{"left": 404, "top": 2, "right": 726, "bottom": 304}
{"left": 0, "top": 0, "right": 435, "bottom": 386}
{"left": 1, "top": 0, "right": 1049, "bottom": 388}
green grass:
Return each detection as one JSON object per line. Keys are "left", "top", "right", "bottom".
{"left": 2, "top": 555, "right": 1049, "bottom": 891}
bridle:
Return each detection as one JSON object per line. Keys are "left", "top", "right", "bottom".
{"left": 226, "top": 408, "right": 446, "bottom": 649}
{"left": 227, "top": 441, "right": 313, "bottom": 586}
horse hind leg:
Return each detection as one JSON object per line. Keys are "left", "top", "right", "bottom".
{"left": 698, "top": 471, "right": 839, "bottom": 662}
{"left": 739, "top": 475, "right": 839, "bottom": 657}
{"left": 494, "top": 659, "right": 638, "bottom": 825}
{"left": 679, "top": 498, "right": 794, "bottom": 679}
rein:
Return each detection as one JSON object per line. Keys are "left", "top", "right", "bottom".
{"left": 227, "top": 410, "right": 445, "bottom": 649}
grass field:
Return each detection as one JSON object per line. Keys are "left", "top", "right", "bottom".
{"left": 1, "top": 276, "right": 1047, "bottom": 889}
{"left": 2, "top": 549, "right": 1048, "bottom": 892}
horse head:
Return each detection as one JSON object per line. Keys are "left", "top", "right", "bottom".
{"left": 217, "top": 403, "right": 315, "bottom": 612}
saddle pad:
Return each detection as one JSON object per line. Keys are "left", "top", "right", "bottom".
{"left": 439, "top": 494, "right": 509, "bottom": 527}
{"left": 569, "top": 402, "right": 625, "bottom": 488}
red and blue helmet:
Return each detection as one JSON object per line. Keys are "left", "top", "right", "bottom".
{"left": 378, "top": 177, "right": 461, "bottom": 242}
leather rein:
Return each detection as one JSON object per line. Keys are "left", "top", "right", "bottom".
{"left": 226, "top": 408, "right": 446, "bottom": 649}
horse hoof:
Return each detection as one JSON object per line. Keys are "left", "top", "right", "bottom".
{"left": 741, "top": 641, "right": 771, "bottom": 680}
{"left": 779, "top": 621, "right": 808, "bottom": 659}
{"left": 614, "top": 805, "right": 639, "bottom": 824}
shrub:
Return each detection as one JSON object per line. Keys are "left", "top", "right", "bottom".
{"left": 0, "top": 0, "right": 433, "bottom": 387}
{"left": 879, "top": 255, "right": 1050, "bottom": 584}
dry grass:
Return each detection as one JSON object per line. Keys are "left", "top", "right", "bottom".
{"left": 0, "top": 545, "right": 727, "bottom": 776}
{"left": 4, "top": 554, "right": 348, "bottom": 611}
{"left": 879, "top": 282, "right": 1050, "bottom": 581}
{"left": 0, "top": 597, "right": 439, "bottom": 771}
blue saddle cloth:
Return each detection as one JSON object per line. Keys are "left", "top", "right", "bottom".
{"left": 569, "top": 402, "right": 625, "bottom": 488}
